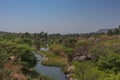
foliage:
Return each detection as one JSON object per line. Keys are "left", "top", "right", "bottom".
{"left": 73, "top": 61, "right": 104, "bottom": 80}
{"left": 89, "top": 44, "right": 107, "bottom": 62}
{"left": 107, "top": 26, "right": 120, "bottom": 35}
{"left": 21, "top": 50, "right": 37, "bottom": 68}
{"left": 64, "top": 38, "right": 77, "bottom": 47}
{"left": 97, "top": 51, "right": 120, "bottom": 73}
{"left": 39, "top": 51, "right": 67, "bottom": 69}
{"left": 107, "top": 29, "right": 114, "bottom": 35}
{"left": 50, "top": 43, "right": 65, "bottom": 56}
{"left": 0, "top": 30, "right": 120, "bottom": 80}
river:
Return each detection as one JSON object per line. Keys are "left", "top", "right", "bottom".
{"left": 34, "top": 53, "right": 67, "bottom": 80}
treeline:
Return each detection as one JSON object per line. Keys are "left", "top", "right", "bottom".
{"left": 107, "top": 25, "right": 120, "bottom": 35}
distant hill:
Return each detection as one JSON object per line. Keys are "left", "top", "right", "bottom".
{"left": 0, "top": 31, "right": 6, "bottom": 34}
{"left": 97, "top": 28, "right": 116, "bottom": 34}
{"left": 97, "top": 29, "right": 110, "bottom": 34}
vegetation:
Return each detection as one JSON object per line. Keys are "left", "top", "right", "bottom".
{"left": 0, "top": 25, "right": 120, "bottom": 80}
{"left": 39, "top": 51, "right": 67, "bottom": 70}
{"left": 107, "top": 26, "right": 120, "bottom": 35}
{"left": 0, "top": 32, "right": 53, "bottom": 80}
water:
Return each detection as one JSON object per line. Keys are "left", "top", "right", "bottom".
{"left": 40, "top": 47, "right": 49, "bottom": 51}
{"left": 40, "top": 44, "right": 49, "bottom": 51}
{"left": 34, "top": 53, "right": 67, "bottom": 80}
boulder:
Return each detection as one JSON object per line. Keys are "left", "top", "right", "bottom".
{"left": 76, "top": 53, "right": 81, "bottom": 56}
{"left": 9, "top": 56, "right": 15, "bottom": 61}
{"left": 67, "top": 65, "right": 75, "bottom": 72}
{"left": 73, "top": 54, "right": 93, "bottom": 62}
{"left": 86, "top": 54, "right": 93, "bottom": 60}
{"left": 66, "top": 73, "right": 77, "bottom": 80}
{"left": 88, "top": 37, "right": 95, "bottom": 41}
{"left": 42, "top": 56, "right": 48, "bottom": 61}
{"left": 70, "top": 78, "right": 77, "bottom": 80}
{"left": 78, "top": 55, "right": 87, "bottom": 61}
{"left": 73, "top": 56, "right": 79, "bottom": 60}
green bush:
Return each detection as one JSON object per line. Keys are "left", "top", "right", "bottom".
{"left": 73, "top": 61, "right": 104, "bottom": 80}
{"left": 21, "top": 50, "right": 37, "bottom": 68}
{"left": 97, "top": 51, "right": 120, "bottom": 73}
{"left": 50, "top": 43, "right": 65, "bottom": 56}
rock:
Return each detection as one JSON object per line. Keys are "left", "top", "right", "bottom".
{"left": 9, "top": 56, "right": 15, "bottom": 61}
{"left": 95, "top": 38, "right": 100, "bottom": 42}
{"left": 73, "top": 55, "right": 88, "bottom": 62}
{"left": 76, "top": 52, "right": 85, "bottom": 56}
{"left": 12, "top": 73, "right": 27, "bottom": 80}
{"left": 66, "top": 73, "right": 73, "bottom": 78}
{"left": 67, "top": 65, "right": 74, "bottom": 72}
{"left": 86, "top": 54, "right": 93, "bottom": 60}
{"left": 70, "top": 78, "right": 77, "bottom": 80}
{"left": 88, "top": 37, "right": 95, "bottom": 41}
{"left": 78, "top": 55, "right": 87, "bottom": 61}
{"left": 73, "top": 54, "right": 93, "bottom": 62}
{"left": 76, "top": 53, "right": 81, "bottom": 56}
{"left": 66, "top": 73, "right": 76, "bottom": 80}
{"left": 73, "top": 56, "right": 79, "bottom": 60}
{"left": 42, "top": 56, "right": 48, "bottom": 61}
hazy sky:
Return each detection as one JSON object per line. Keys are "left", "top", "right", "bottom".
{"left": 0, "top": 0, "right": 120, "bottom": 34}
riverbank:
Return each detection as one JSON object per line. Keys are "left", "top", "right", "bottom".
{"left": 37, "top": 51, "right": 67, "bottom": 70}
{"left": 34, "top": 52, "right": 67, "bottom": 80}
{"left": 36, "top": 51, "right": 77, "bottom": 80}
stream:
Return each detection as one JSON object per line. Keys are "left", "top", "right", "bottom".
{"left": 34, "top": 53, "right": 67, "bottom": 80}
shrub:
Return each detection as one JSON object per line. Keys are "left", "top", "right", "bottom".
{"left": 50, "top": 43, "right": 65, "bottom": 56}
{"left": 21, "top": 50, "right": 37, "bottom": 68}
{"left": 73, "top": 61, "right": 104, "bottom": 80}
{"left": 97, "top": 51, "right": 120, "bottom": 73}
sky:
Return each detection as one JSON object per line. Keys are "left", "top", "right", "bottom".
{"left": 0, "top": 0, "right": 120, "bottom": 34}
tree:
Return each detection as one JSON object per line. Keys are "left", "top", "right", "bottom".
{"left": 119, "top": 25, "right": 120, "bottom": 34}
{"left": 21, "top": 50, "right": 37, "bottom": 68}
{"left": 44, "top": 32, "right": 48, "bottom": 39}
{"left": 23, "top": 32, "right": 31, "bottom": 38}
{"left": 64, "top": 38, "right": 77, "bottom": 48}
{"left": 33, "top": 40, "right": 41, "bottom": 50}
{"left": 114, "top": 28, "right": 119, "bottom": 34}
{"left": 107, "top": 29, "right": 113, "bottom": 35}
{"left": 23, "top": 38, "right": 32, "bottom": 46}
